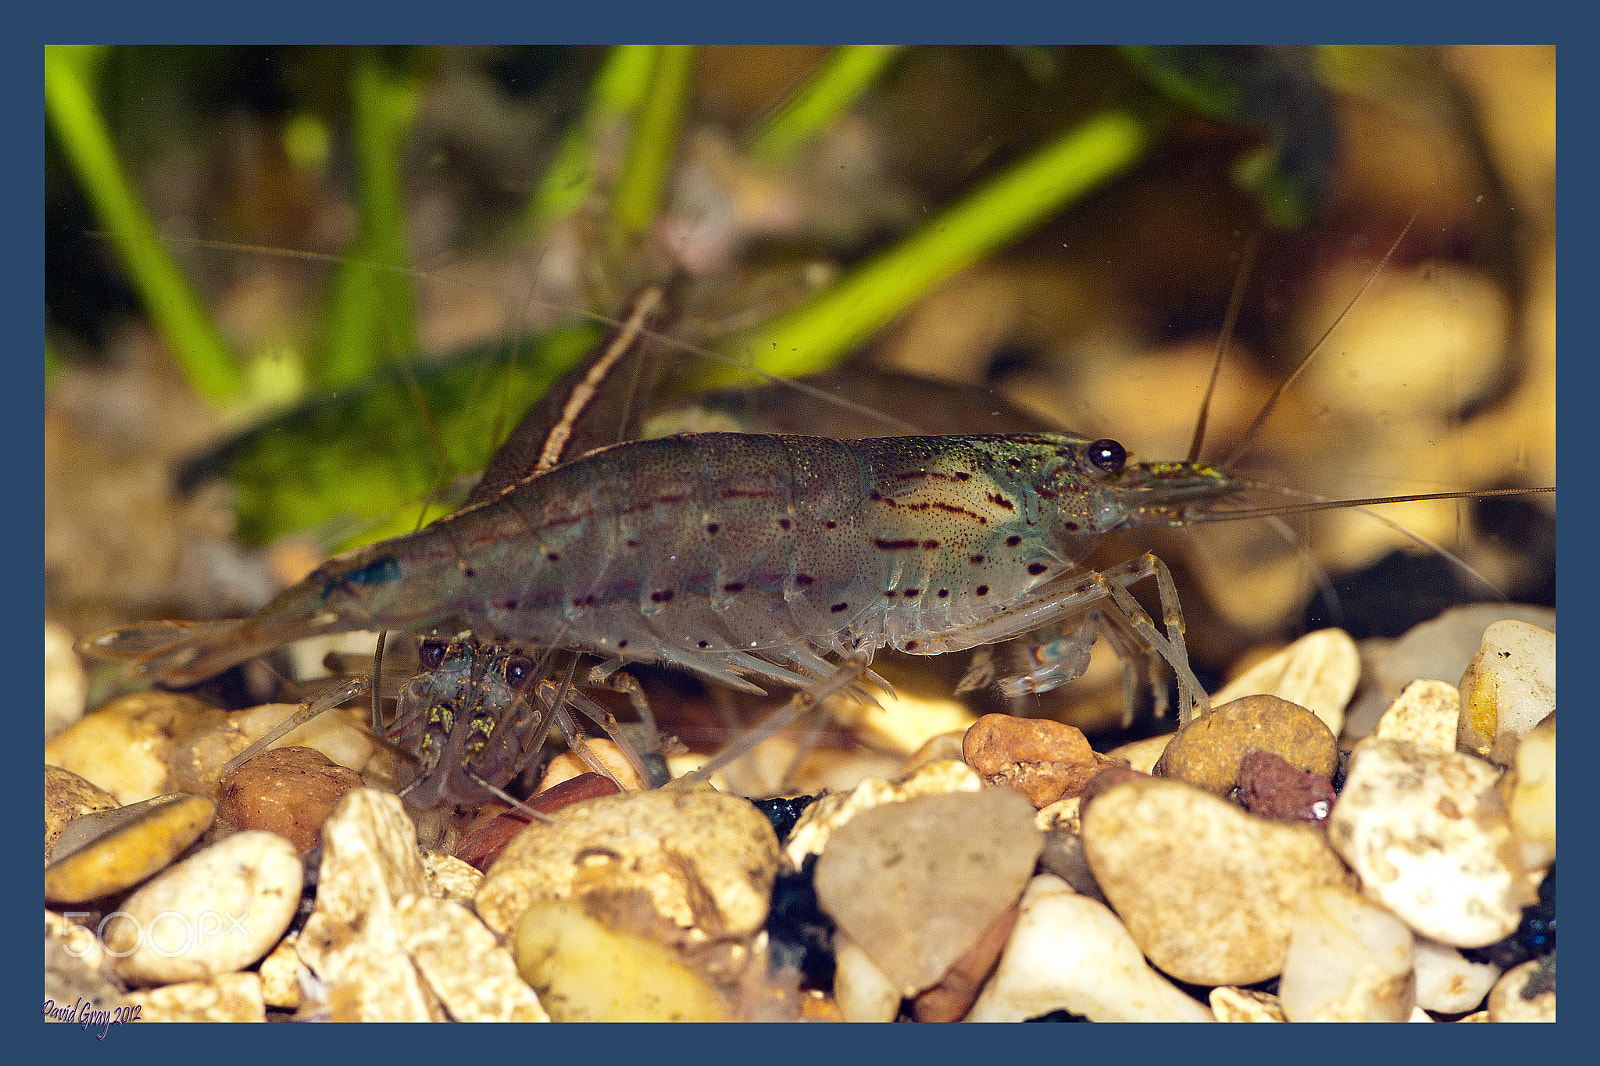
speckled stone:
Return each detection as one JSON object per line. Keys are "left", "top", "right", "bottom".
{"left": 122, "top": 972, "right": 266, "bottom": 1022}
{"left": 813, "top": 787, "right": 1041, "bottom": 997}
{"left": 1209, "top": 628, "right": 1359, "bottom": 737}
{"left": 421, "top": 850, "right": 483, "bottom": 904}
{"left": 966, "top": 875, "right": 1213, "bottom": 1022}
{"left": 1278, "top": 884, "right": 1415, "bottom": 1022}
{"left": 1328, "top": 738, "right": 1529, "bottom": 948}
{"left": 832, "top": 932, "right": 901, "bottom": 1022}
{"left": 784, "top": 757, "right": 981, "bottom": 868}
{"left": 476, "top": 787, "right": 779, "bottom": 943}
{"left": 171, "top": 699, "right": 383, "bottom": 800}
{"left": 911, "top": 901, "right": 1020, "bottom": 1021}
{"left": 962, "top": 713, "right": 1099, "bottom": 807}
{"left": 1457, "top": 620, "right": 1555, "bottom": 763}
{"left": 515, "top": 900, "right": 727, "bottom": 1021}
{"left": 1506, "top": 713, "right": 1555, "bottom": 872}
{"left": 1081, "top": 776, "right": 1347, "bottom": 986}
{"left": 295, "top": 789, "right": 445, "bottom": 1022}
{"left": 1209, "top": 986, "right": 1285, "bottom": 1022}
{"left": 1371, "top": 678, "right": 1460, "bottom": 751}
{"left": 258, "top": 933, "right": 303, "bottom": 1010}
{"left": 45, "top": 691, "right": 228, "bottom": 804}
{"left": 1154, "top": 694, "right": 1337, "bottom": 796}
{"left": 216, "top": 745, "right": 363, "bottom": 851}
{"left": 398, "top": 895, "right": 549, "bottom": 1022}
{"left": 44, "top": 765, "right": 119, "bottom": 864}
{"left": 1412, "top": 936, "right": 1500, "bottom": 1013}
{"left": 106, "top": 830, "right": 302, "bottom": 987}
{"left": 1486, "top": 958, "right": 1555, "bottom": 1021}
{"left": 45, "top": 793, "right": 215, "bottom": 904}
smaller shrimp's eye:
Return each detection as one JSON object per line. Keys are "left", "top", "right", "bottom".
{"left": 502, "top": 654, "right": 537, "bottom": 689}
{"left": 418, "top": 638, "right": 448, "bottom": 670}
{"left": 1087, "top": 438, "right": 1127, "bottom": 473}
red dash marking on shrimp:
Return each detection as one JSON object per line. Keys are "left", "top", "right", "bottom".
{"left": 987, "top": 493, "right": 1015, "bottom": 511}
{"left": 874, "top": 538, "right": 921, "bottom": 550}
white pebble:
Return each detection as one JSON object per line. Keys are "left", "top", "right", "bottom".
{"left": 1328, "top": 738, "right": 1528, "bottom": 947}
{"left": 1278, "top": 884, "right": 1414, "bottom": 1022}
{"left": 1457, "top": 620, "right": 1554, "bottom": 761}
{"left": 832, "top": 932, "right": 902, "bottom": 1022}
{"left": 107, "top": 831, "right": 302, "bottom": 986}
{"left": 966, "top": 875, "right": 1212, "bottom": 1022}
{"left": 1412, "top": 936, "right": 1500, "bottom": 1014}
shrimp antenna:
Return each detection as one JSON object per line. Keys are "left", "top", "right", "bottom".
{"left": 1187, "top": 227, "right": 1260, "bottom": 464}
{"left": 1221, "top": 202, "right": 1423, "bottom": 473}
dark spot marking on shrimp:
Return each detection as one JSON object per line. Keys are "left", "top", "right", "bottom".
{"left": 955, "top": 471, "right": 972, "bottom": 481}
{"left": 1063, "top": 521, "right": 1079, "bottom": 532}
{"left": 617, "top": 639, "right": 628, "bottom": 649}
{"left": 650, "top": 589, "right": 675, "bottom": 603}
{"left": 723, "top": 488, "right": 775, "bottom": 500}
{"left": 463, "top": 567, "right": 477, "bottom": 578}
{"left": 778, "top": 518, "right": 791, "bottom": 530}
{"left": 1027, "top": 562, "right": 1049, "bottom": 575}
{"left": 706, "top": 522, "right": 720, "bottom": 534}
{"left": 1037, "top": 488, "right": 1057, "bottom": 500}
{"left": 976, "top": 585, "right": 990, "bottom": 596}
{"left": 831, "top": 602, "right": 850, "bottom": 613}
{"left": 546, "top": 552, "right": 560, "bottom": 562}
{"left": 970, "top": 554, "right": 986, "bottom": 565}
{"left": 795, "top": 573, "right": 814, "bottom": 586}
{"left": 626, "top": 539, "right": 640, "bottom": 548}
{"left": 655, "top": 492, "right": 689, "bottom": 505}
{"left": 824, "top": 520, "right": 838, "bottom": 529}
{"left": 931, "top": 501, "right": 985, "bottom": 522}
{"left": 1006, "top": 534, "right": 1023, "bottom": 547}
{"left": 698, "top": 641, "right": 710, "bottom": 649}
{"left": 938, "top": 588, "right": 950, "bottom": 598}
{"left": 905, "top": 640, "right": 919, "bottom": 651}
{"left": 723, "top": 581, "right": 745, "bottom": 593}
{"left": 875, "top": 538, "right": 920, "bottom": 551}
{"left": 869, "top": 490, "right": 883, "bottom": 501}
{"left": 923, "top": 539, "right": 940, "bottom": 550}
{"left": 497, "top": 599, "right": 519, "bottom": 611}
{"left": 346, "top": 555, "right": 401, "bottom": 586}
{"left": 988, "top": 493, "right": 1015, "bottom": 511}
{"left": 904, "top": 588, "right": 921, "bottom": 597}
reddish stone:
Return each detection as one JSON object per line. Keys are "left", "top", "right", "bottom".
{"left": 454, "top": 772, "right": 621, "bottom": 870}
{"left": 1235, "top": 749, "right": 1336, "bottom": 824}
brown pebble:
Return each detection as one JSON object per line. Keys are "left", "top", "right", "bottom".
{"left": 455, "top": 772, "right": 621, "bottom": 871}
{"left": 1078, "top": 764, "right": 1151, "bottom": 810}
{"left": 963, "top": 713, "right": 1098, "bottom": 807}
{"left": 217, "top": 746, "right": 364, "bottom": 851}
{"left": 1154, "top": 694, "right": 1337, "bottom": 795}
{"left": 1236, "top": 749, "right": 1336, "bottom": 823}
{"left": 45, "top": 765, "right": 119, "bottom": 865}
{"left": 911, "top": 901, "right": 1021, "bottom": 1022}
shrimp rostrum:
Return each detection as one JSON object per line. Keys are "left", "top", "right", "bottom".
{"left": 87, "top": 427, "right": 1245, "bottom": 782}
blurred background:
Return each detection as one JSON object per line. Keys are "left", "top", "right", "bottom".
{"left": 45, "top": 46, "right": 1555, "bottom": 754}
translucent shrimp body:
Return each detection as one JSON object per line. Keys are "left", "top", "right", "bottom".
{"left": 87, "top": 431, "right": 1237, "bottom": 717}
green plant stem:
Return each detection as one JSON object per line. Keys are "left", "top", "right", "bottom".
{"left": 524, "top": 45, "right": 660, "bottom": 232}
{"left": 44, "top": 45, "right": 243, "bottom": 401}
{"left": 722, "top": 104, "right": 1169, "bottom": 381}
{"left": 609, "top": 45, "right": 696, "bottom": 242}
{"left": 317, "top": 48, "right": 421, "bottom": 388}
{"left": 749, "top": 45, "right": 904, "bottom": 166}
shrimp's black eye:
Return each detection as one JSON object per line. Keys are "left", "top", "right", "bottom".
{"left": 418, "top": 638, "right": 448, "bottom": 671}
{"left": 503, "top": 654, "right": 536, "bottom": 689}
{"left": 1087, "top": 438, "right": 1127, "bottom": 473}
